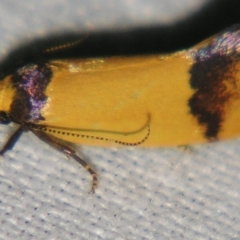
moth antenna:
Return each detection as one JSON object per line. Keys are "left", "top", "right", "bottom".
{"left": 37, "top": 124, "right": 151, "bottom": 146}
{"left": 44, "top": 33, "right": 89, "bottom": 53}
{"left": 24, "top": 119, "right": 151, "bottom": 146}
{"left": 111, "top": 124, "right": 150, "bottom": 146}
{"left": 24, "top": 113, "right": 151, "bottom": 136}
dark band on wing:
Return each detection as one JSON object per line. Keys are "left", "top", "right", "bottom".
{"left": 188, "top": 26, "right": 240, "bottom": 139}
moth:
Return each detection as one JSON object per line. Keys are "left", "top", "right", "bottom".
{"left": 0, "top": 25, "right": 240, "bottom": 192}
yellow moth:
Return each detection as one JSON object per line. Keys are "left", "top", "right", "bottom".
{"left": 0, "top": 25, "right": 240, "bottom": 192}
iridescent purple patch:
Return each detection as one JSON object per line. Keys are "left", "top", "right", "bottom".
{"left": 190, "top": 26, "right": 240, "bottom": 61}
{"left": 10, "top": 63, "right": 52, "bottom": 123}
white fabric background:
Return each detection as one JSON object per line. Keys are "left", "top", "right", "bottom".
{"left": 0, "top": 1, "right": 240, "bottom": 240}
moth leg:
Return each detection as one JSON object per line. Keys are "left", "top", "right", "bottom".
{"left": 177, "top": 144, "right": 195, "bottom": 153}
{"left": 0, "top": 126, "right": 24, "bottom": 155}
{"left": 31, "top": 130, "right": 98, "bottom": 193}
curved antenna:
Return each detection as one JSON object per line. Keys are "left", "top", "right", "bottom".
{"left": 25, "top": 113, "right": 151, "bottom": 136}
{"left": 110, "top": 124, "right": 150, "bottom": 146}
{"left": 36, "top": 123, "right": 150, "bottom": 146}
{"left": 25, "top": 113, "right": 151, "bottom": 146}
